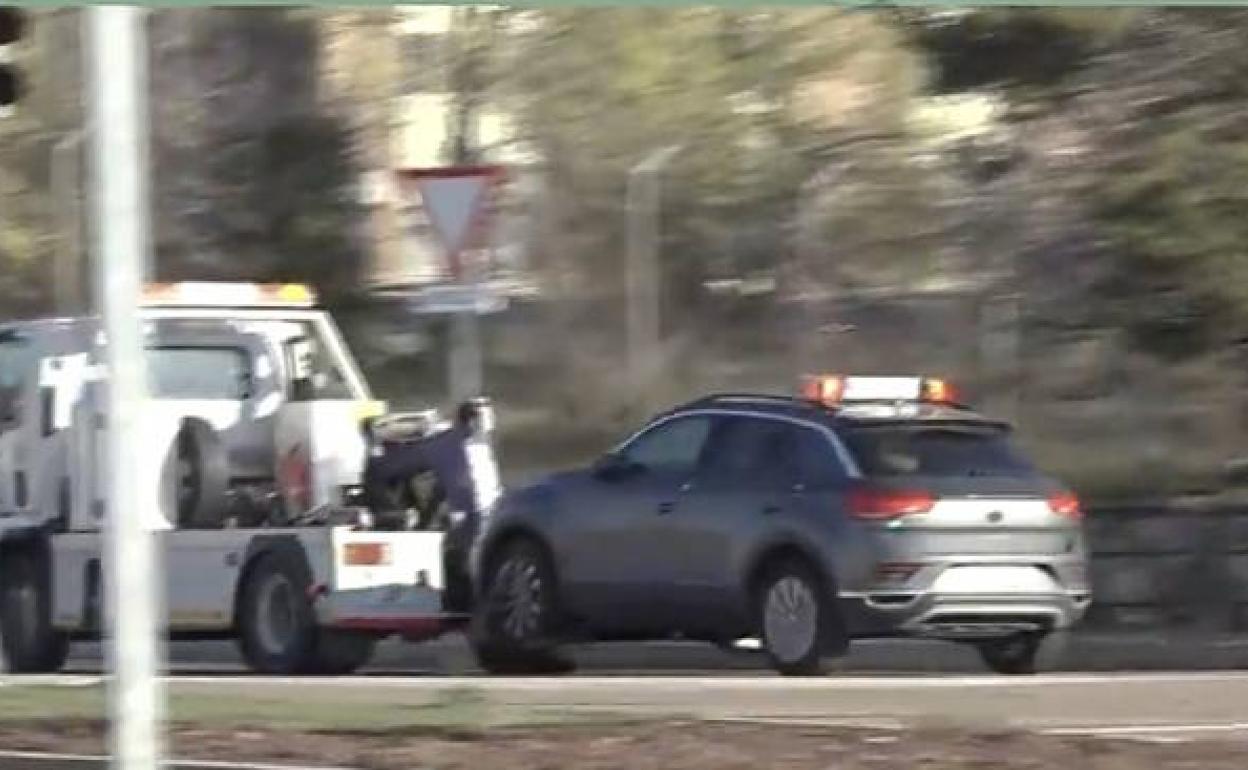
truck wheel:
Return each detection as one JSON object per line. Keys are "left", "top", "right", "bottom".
{"left": 755, "top": 558, "right": 844, "bottom": 677}
{"left": 977, "top": 632, "right": 1044, "bottom": 675}
{"left": 237, "top": 551, "right": 318, "bottom": 674}
{"left": 311, "top": 630, "right": 376, "bottom": 675}
{"left": 0, "top": 550, "right": 70, "bottom": 673}
{"left": 470, "top": 538, "right": 573, "bottom": 675}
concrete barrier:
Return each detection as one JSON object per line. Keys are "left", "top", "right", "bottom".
{"left": 1086, "top": 504, "right": 1248, "bottom": 632}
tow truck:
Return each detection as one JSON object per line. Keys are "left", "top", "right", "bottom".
{"left": 0, "top": 282, "right": 478, "bottom": 674}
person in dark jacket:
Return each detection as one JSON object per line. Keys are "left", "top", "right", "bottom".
{"left": 361, "top": 398, "right": 499, "bottom": 611}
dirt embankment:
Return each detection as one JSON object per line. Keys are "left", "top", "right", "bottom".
{"left": 1, "top": 720, "right": 1246, "bottom": 769}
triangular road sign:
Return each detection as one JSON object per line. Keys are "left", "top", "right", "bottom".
{"left": 399, "top": 166, "right": 502, "bottom": 280}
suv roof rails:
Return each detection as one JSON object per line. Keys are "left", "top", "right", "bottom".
{"left": 683, "top": 392, "right": 822, "bottom": 409}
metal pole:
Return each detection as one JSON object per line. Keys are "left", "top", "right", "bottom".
{"left": 86, "top": 7, "right": 165, "bottom": 770}
{"left": 443, "top": 8, "right": 494, "bottom": 406}
{"left": 625, "top": 145, "right": 680, "bottom": 418}
{"left": 448, "top": 312, "right": 483, "bottom": 403}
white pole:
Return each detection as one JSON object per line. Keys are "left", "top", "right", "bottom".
{"left": 86, "top": 7, "right": 165, "bottom": 770}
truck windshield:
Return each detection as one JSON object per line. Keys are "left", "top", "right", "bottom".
{"left": 841, "top": 424, "right": 1037, "bottom": 478}
{"left": 144, "top": 315, "right": 366, "bottom": 401}
{"left": 149, "top": 347, "right": 250, "bottom": 400}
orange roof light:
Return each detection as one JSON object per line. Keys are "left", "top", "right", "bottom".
{"left": 141, "top": 282, "right": 317, "bottom": 308}
{"left": 801, "top": 374, "right": 845, "bottom": 405}
{"left": 920, "top": 377, "right": 958, "bottom": 404}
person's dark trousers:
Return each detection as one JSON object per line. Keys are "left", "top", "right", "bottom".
{"left": 441, "top": 511, "right": 478, "bottom": 612}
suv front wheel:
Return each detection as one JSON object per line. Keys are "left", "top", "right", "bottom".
{"left": 470, "top": 538, "right": 573, "bottom": 675}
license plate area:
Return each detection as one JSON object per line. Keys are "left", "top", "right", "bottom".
{"left": 931, "top": 565, "right": 1060, "bottom": 594}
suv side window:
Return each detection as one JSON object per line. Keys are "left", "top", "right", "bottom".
{"left": 793, "top": 426, "right": 849, "bottom": 489}
{"left": 622, "top": 414, "right": 713, "bottom": 474}
{"left": 702, "top": 416, "right": 848, "bottom": 490}
{"left": 701, "top": 416, "right": 799, "bottom": 487}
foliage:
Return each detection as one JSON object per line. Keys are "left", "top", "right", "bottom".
{"left": 1072, "top": 11, "right": 1248, "bottom": 357}
{"left": 149, "top": 8, "right": 369, "bottom": 301}
{"left": 491, "top": 9, "right": 914, "bottom": 312}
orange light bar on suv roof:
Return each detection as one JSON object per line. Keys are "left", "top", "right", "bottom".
{"left": 799, "top": 374, "right": 961, "bottom": 407}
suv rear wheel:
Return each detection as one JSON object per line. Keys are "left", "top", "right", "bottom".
{"left": 977, "top": 632, "right": 1045, "bottom": 675}
{"left": 755, "top": 558, "right": 845, "bottom": 676}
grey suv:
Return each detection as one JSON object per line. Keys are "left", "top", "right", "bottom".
{"left": 469, "top": 383, "right": 1091, "bottom": 676}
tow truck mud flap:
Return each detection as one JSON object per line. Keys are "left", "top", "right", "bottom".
{"left": 322, "top": 529, "right": 465, "bottom": 642}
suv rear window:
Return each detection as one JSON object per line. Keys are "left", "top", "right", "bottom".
{"left": 841, "top": 425, "right": 1036, "bottom": 478}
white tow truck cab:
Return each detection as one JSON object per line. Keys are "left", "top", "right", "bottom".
{"left": 0, "top": 282, "right": 470, "bottom": 674}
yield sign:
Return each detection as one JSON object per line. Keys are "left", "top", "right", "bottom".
{"left": 397, "top": 166, "right": 504, "bottom": 280}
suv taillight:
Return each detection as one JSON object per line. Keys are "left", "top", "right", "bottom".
{"left": 1047, "top": 491, "right": 1082, "bottom": 520}
{"left": 847, "top": 484, "right": 935, "bottom": 520}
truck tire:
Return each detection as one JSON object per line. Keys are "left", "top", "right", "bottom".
{"left": 236, "top": 550, "right": 319, "bottom": 674}
{"left": 0, "top": 549, "right": 69, "bottom": 673}
{"left": 469, "top": 538, "right": 574, "bottom": 675}
{"left": 175, "top": 417, "right": 231, "bottom": 529}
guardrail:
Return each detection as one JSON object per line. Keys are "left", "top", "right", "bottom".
{"left": 1086, "top": 503, "right": 1248, "bottom": 631}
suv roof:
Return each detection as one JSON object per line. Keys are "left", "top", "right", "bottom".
{"left": 669, "top": 392, "right": 1007, "bottom": 430}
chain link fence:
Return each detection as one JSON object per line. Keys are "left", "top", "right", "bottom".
{"left": 341, "top": 275, "right": 1248, "bottom": 501}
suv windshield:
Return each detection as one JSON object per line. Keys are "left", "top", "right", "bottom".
{"left": 841, "top": 424, "right": 1036, "bottom": 478}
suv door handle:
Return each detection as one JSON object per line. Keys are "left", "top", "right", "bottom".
{"left": 761, "top": 504, "right": 782, "bottom": 516}
{"left": 657, "top": 501, "right": 676, "bottom": 515}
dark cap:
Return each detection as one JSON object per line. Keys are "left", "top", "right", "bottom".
{"left": 455, "top": 400, "right": 481, "bottom": 426}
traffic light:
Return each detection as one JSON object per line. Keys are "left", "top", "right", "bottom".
{"left": 0, "top": 7, "right": 26, "bottom": 109}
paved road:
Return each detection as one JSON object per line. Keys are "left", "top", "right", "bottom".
{"left": 58, "top": 630, "right": 1248, "bottom": 676}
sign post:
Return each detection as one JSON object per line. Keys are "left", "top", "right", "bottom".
{"left": 396, "top": 166, "right": 504, "bottom": 403}
{"left": 86, "top": 7, "right": 165, "bottom": 769}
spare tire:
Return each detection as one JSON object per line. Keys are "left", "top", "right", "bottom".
{"left": 175, "top": 417, "right": 231, "bottom": 528}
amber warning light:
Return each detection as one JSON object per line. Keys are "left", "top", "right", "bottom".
{"left": 800, "top": 375, "right": 960, "bottom": 407}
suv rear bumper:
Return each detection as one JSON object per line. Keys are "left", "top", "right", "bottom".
{"left": 840, "top": 590, "right": 1092, "bottom": 640}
